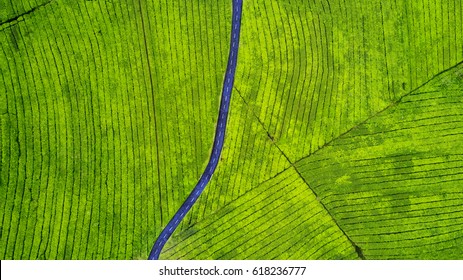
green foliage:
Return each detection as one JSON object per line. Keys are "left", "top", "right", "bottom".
{"left": 1, "top": 0, "right": 229, "bottom": 259}
{"left": 164, "top": 0, "right": 463, "bottom": 259}
{"left": 295, "top": 64, "right": 463, "bottom": 259}
{"left": 163, "top": 167, "right": 358, "bottom": 260}
{"left": 1, "top": 0, "right": 463, "bottom": 260}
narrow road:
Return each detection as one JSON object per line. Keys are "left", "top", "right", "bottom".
{"left": 148, "top": 0, "right": 243, "bottom": 260}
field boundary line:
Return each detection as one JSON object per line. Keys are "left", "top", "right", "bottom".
{"left": 294, "top": 60, "right": 463, "bottom": 165}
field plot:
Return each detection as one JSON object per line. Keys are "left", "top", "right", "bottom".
{"left": 1, "top": 0, "right": 463, "bottom": 260}
{"left": 233, "top": 0, "right": 463, "bottom": 162}
{"left": 164, "top": 0, "right": 463, "bottom": 259}
{"left": 163, "top": 167, "right": 359, "bottom": 260}
{"left": 295, "top": 63, "right": 463, "bottom": 259}
{"left": 1, "top": 0, "right": 229, "bottom": 259}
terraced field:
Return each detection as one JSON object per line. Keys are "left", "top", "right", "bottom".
{"left": 295, "top": 66, "right": 463, "bottom": 259}
{"left": 1, "top": 0, "right": 230, "bottom": 259}
{"left": 163, "top": 0, "right": 463, "bottom": 259}
{"left": 1, "top": 0, "right": 463, "bottom": 259}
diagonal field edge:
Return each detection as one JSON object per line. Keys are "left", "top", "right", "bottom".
{"left": 0, "top": 0, "right": 54, "bottom": 29}
{"left": 290, "top": 61, "right": 463, "bottom": 259}
{"left": 153, "top": 2, "right": 463, "bottom": 261}
{"left": 293, "top": 60, "right": 463, "bottom": 165}
{"left": 233, "top": 86, "right": 365, "bottom": 259}
{"left": 158, "top": 90, "right": 365, "bottom": 259}
{"left": 147, "top": 0, "right": 243, "bottom": 260}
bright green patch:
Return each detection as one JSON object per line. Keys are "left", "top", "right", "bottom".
{"left": 1, "top": 0, "right": 229, "bottom": 259}
{"left": 1, "top": 0, "right": 463, "bottom": 260}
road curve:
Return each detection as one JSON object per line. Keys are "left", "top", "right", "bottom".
{"left": 148, "top": 0, "right": 243, "bottom": 260}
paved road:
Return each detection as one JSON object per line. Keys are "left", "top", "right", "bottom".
{"left": 148, "top": 0, "right": 243, "bottom": 260}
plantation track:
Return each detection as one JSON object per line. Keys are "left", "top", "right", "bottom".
{"left": 148, "top": 0, "right": 243, "bottom": 260}
{"left": 161, "top": 0, "right": 463, "bottom": 260}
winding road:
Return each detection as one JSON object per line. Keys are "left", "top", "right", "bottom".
{"left": 148, "top": 0, "right": 243, "bottom": 260}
